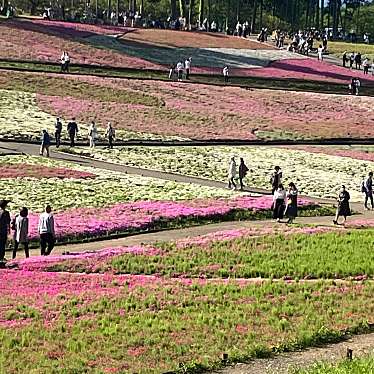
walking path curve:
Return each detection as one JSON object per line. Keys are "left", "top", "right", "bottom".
{"left": 212, "top": 331, "right": 374, "bottom": 374}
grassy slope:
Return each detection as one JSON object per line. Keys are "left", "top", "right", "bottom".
{"left": 329, "top": 41, "right": 374, "bottom": 60}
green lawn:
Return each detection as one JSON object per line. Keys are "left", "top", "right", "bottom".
{"left": 1, "top": 277, "right": 373, "bottom": 373}
{"left": 329, "top": 41, "right": 374, "bottom": 60}
{"left": 50, "top": 229, "right": 374, "bottom": 279}
{"left": 293, "top": 356, "right": 374, "bottom": 374}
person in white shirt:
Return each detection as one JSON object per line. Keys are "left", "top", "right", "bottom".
{"left": 185, "top": 58, "right": 191, "bottom": 79}
{"left": 228, "top": 157, "right": 237, "bottom": 190}
{"left": 12, "top": 207, "right": 29, "bottom": 259}
{"left": 317, "top": 44, "right": 324, "bottom": 61}
{"left": 38, "top": 205, "right": 55, "bottom": 256}
{"left": 273, "top": 184, "right": 287, "bottom": 222}
{"left": 223, "top": 66, "right": 229, "bottom": 83}
{"left": 88, "top": 121, "right": 98, "bottom": 148}
{"left": 176, "top": 61, "right": 184, "bottom": 81}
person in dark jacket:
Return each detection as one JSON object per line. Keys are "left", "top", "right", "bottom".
{"left": 333, "top": 185, "right": 351, "bottom": 225}
{"left": 238, "top": 158, "right": 249, "bottom": 191}
{"left": 0, "top": 200, "right": 11, "bottom": 262}
{"left": 67, "top": 118, "right": 79, "bottom": 147}
{"left": 285, "top": 182, "right": 298, "bottom": 224}
{"left": 40, "top": 129, "right": 51, "bottom": 157}
{"left": 55, "top": 118, "right": 62, "bottom": 148}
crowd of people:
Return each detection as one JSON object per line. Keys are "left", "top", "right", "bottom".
{"left": 0, "top": 201, "right": 56, "bottom": 263}
{"left": 39, "top": 118, "right": 116, "bottom": 156}
{"left": 342, "top": 51, "right": 374, "bottom": 75}
{"left": 169, "top": 58, "right": 192, "bottom": 81}
{"left": 227, "top": 158, "right": 374, "bottom": 226}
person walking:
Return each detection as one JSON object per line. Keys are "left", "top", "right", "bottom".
{"left": 67, "top": 118, "right": 79, "bottom": 147}
{"left": 38, "top": 205, "right": 55, "bottom": 256}
{"left": 168, "top": 63, "right": 175, "bottom": 80}
{"left": 223, "top": 66, "right": 229, "bottom": 83}
{"left": 238, "top": 158, "right": 249, "bottom": 191}
{"left": 40, "top": 129, "right": 51, "bottom": 157}
{"left": 363, "top": 58, "right": 369, "bottom": 75}
{"left": 88, "top": 121, "right": 97, "bottom": 148}
{"left": 270, "top": 166, "right": 283, "bottom": 194}
{"left": 285, "top": 182, "right": 298, "bottom": 224}
{"left": 176, "top": 61, "right": 184, "bottom": 81}
{"left": 228, "top": 157, "right": 237, "bottom": 190}
{"left": 333, "top": 185, "right": 351, "bottom": 225}
{"left": 55, "top": 117, "right": 62, "bottom": 148}
{"left": 317, "top": 44, "right": 324, "bottom": 61}
{"left": 12, "top": 207, "right": 29, "bottom": 259}
{"left": 342, "top": 51, "right": 347, "bottom": 68}
{"left": 185, "top": 58, "right": 191, "bottom": 79}
{"left": 355, "top": 52, "right": 362, "bottom": 70}
{"left": 0, "top": 200, "right": 11, "bottom": 263}
{"left": 105, "top": 122, "right": 115, "bottom": 149}
{"left": 362, "top": 172, "right": 374, "bottom": 210}
{"left": 60, "top": 51, "right": 67, "bottom": 73}
{"left": 273, "top": 184, "right": 286, "bottom": 223}
{"left": 349, "top": 52, "right": 355, "bottom": 69}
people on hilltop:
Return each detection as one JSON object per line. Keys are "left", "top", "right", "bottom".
{"left": 88, "top": 121, "right": 98, "bottom": 148}
{"left": 228, "top": 157, "right": 237, "bottom": 190}
{"left": 40, "top": 129, "right": 51, "bottom": 157}
{"left": 270, "top": 166, "right": 282, "bottom": 194}
{"left": 273, "top": 184, "right": 286, "bottom": 223}
{"left": 38, "top": 205, "right": 55, "bottom": 256}
{"left": 105, "top": 122, "right": 116, "bottom": 149}
{"left": 333, "top": 185, "right": 351, "bottom": 225}
{"left": 362, "top": 172, "right": 374, "bottom": 210}
{"left": 238, "top": 158, "right": 249, "bottom": 191}
{"left": 11, "top": 207, "right": 29, "bottom": 259}
{"left": 0, "top": 200, "right": 11, "bottom": 263}
{"left": 285, "top": 182, "right": 298, "bottom": 224}
{"left": 55, "top": 117, "right": 62, "bottom": 148}
{"left": 67, "top": 118, "right": 79, "bottom": 147}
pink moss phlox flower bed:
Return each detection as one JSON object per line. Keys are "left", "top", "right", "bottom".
{"left": 0, "top": 163, "right": 95, "bottom": 179}
{"left": 25, "top": 19, "right": 133, "bottom": 38}
{"left": 10, "top": 246, "right": 162, "bottom": 272}
{"left": 0, "top": 19, "right": 161, "bottom": 69}
{"left": 290, "top": 146, "right": 374, "bottom": 163}
{"left": 25, "top": 196, "right": 313, "bottom": 241}
{"left": 0, "top": 269, "right": 161, "bottom": 327}
{"left": 176, "top": 225, "right": 339, "bottom": 249}
{"left": 195, "top": 58, "right": 374, "bottom": 84}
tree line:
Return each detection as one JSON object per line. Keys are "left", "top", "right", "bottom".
{"left": 2, "top": 0, "right": 374, "bottom": 36}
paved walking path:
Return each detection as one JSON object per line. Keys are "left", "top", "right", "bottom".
{"left": 213, "top": 331, "right": 374, "bottom": 374}
{"left": 1, "top": 139, "right": 371, "bottom": 260}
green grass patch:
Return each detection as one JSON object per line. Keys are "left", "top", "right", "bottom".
{"left": 329, "top": 41, "right": 374, "bottom": 60}
{"left": 1, "top": 280, "right": 373, "bottom": 373}
{"left": 293, "top": 356, "right": 374, "bottom": 374}
{"left": 1, "top": 60, "right": 374, "bottom": 96}
{"left": 52, "top": 228, "right": 374, "bottom": 279}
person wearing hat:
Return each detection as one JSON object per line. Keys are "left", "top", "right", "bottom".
{"left": 0, "top": 200, "right": 11, "bottom": 262}
{"left": 333, "top": 185, "right": 351, "bottom": 225}
{"left": 40, "top": 129, "right": 51, "bottom": 157}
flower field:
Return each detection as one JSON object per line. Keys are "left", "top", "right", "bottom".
{"left": 35, "top": 228, "right": 374, "bottom": 279}
{"left": 69, "top": 145, "right": 374, "bottom": 201}
{"left": 1, "top": 268, "right": 373, "bottom": 372}
{"left": 0, "top": 18, "right": 160, "bottom": 68}
{"left": 1, "top": 155, "right": 325, "bottom": 242}
{"left": 1, "top": 70, "right": 374, "bottom": 142}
